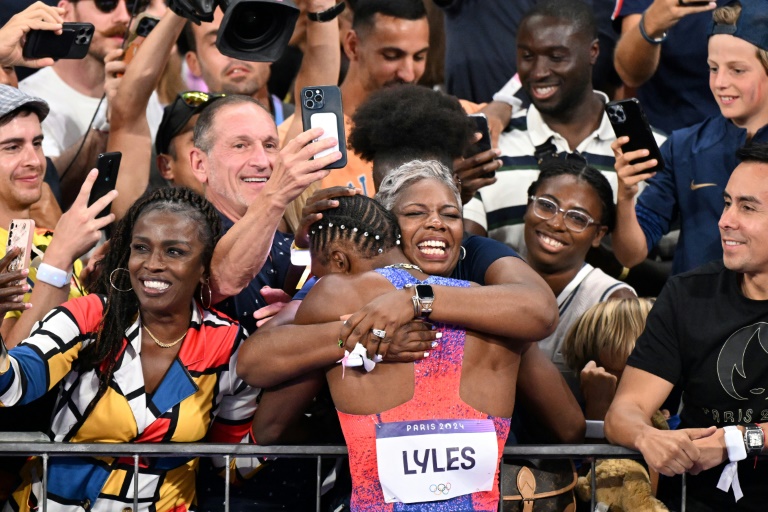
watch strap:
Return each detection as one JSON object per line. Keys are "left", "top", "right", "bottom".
{"left": 37, "top": 262, "right": 72, "bottom": 288}
{"left": 307, "top": 2, "right": 346, "bottom": 22}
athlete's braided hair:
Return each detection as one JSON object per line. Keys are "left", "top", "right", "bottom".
{"left": 82, "top": 187, "right": 221, "bottom": 407}
{"left": 309, "top": 194, "right": 400, "bottom": 265}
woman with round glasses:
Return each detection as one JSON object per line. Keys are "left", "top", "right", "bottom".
{"left": 523, "top": 157, "right": 636, "bottom": 385}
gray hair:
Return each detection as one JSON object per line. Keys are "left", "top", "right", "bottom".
{"left": 193, "top": 94, "right": 272, "bottom": 154}
{"left": 375, "top": 160, "right": 462, "bottom": 213}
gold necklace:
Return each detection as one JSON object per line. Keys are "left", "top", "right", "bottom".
{"left": 143, "top": 323, "right": 187, "bottom": 349}
{"left": 384, "top": 263, "right": 423, "bottom": 272}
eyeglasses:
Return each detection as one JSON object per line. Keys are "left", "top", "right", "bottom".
{"left": 83, "top": 0, "right": 151, "bottom": 15}
{"left": 529, "top": 196, "right": 598, "bottom": 233}
{"left": 178, "top": 91, "right": 226, "bottom": 108}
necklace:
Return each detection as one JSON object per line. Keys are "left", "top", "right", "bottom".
{"left": 143, "top": 323, "right": 187, "bottom": 349}
{"left": 384, "top": 263, "right": 423, "bottom": 273}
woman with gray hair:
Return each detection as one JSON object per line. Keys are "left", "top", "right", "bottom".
{"left": 375, "top": 159, "right": 462, "bottom": 214}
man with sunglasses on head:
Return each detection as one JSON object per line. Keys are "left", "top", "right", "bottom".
{"left": 17, "top": 0, "right": 164, "bottom": 207}
{"left": 462, "top": 0, "right": 667, "bottom": 258}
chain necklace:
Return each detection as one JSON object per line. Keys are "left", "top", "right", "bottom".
{"left": 143, "top": 323, "right": 187, "bottom": 349}
{"left": 384, "top": 263, "right": 423, "bottom": 273}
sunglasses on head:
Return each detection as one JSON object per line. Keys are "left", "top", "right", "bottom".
{"left": 178, "top": 91, "right": 227, "bottom": 108}
{"left": 86, "top": 0, "right": 151, "bottom": 15}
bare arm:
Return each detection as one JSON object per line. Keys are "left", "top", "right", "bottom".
{"left": 340, "top": 255, "right": 557, "bottom": 347}
{"left": 3, "top": 171, "right": 117, "bottom": 346}
{"left": 207, "top": 130, "right": 340, "bottom": 301}
{"left": 279, "top": 0, "right": 341, "bottom": 146}
{"left": 108, "top": 10, "right": 186, "bottom": 221}
{"left": 605, "top": 366, "right": 716, "bottom": 476}
{"left": 610, "top": 137, "right": 655, "bottom": 267}
{"left": 516, "top": 343, "right": 586, "bottom": 443}
{"left": 614, "top": 1, "right": 715, "bottom": 88}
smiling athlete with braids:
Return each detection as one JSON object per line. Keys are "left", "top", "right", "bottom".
{"left": 0, "top": 187, "right": 260, "bottom": 512}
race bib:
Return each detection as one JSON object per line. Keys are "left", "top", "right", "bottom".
{"left": 375, "top": 418, "right": 498, "bottom": 504}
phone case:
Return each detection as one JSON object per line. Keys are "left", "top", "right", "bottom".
{"left": 6, "top": 219, "right": 35, "bottom": 272}
{"left": 89, "top": 152, "right": 122, "bottom": 219}
{"left": 466, "top": 113, "right": 492, "bottom": 157}
{"left": 122, "top": 14, "right": 161, "bottom": 67}
{"left": 605, "top": 98, "right": 664, "bottom": 173}
{"left": 300, "top": 86, "right": 347, "bottom": 169}
{"left": 22, "top": 22, "right": 94, "bottom": 60}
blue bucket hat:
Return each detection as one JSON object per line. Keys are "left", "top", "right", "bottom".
{"left": 709, "top": 0, "right": 768, "bottom": 51}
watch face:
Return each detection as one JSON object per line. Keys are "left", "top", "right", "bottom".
{"left": 747, "top": 431, "right": 763, "bottom": 446}
{"left": 415, "top": 284, "right": 434, "bottom": 300}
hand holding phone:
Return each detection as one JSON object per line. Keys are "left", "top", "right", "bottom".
{"left": 121, "top": 13, "right": 160, "bottom": 69}
{"left": 606, "top": 99, "right": 664, "bottom": 174}
{"left": 89, "top": 152, "right": 121, "bottom": 219}
{"left": 22, "top": 22, "right": 94, "bottom": 60}
{"left": 465, "top": 113, "right": 493, "bottom": 158}
{"left": 300, "top": 86, "right": 347, "bottom": 170}
{"left": 6, "top": 220, "right": 35, "bottom": 273}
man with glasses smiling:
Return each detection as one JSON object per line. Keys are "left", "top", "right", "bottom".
{"left": 18, "top": 0, "right": 163, "bottom": 205}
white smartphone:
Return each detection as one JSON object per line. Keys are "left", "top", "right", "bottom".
{"left": 6, "top": 219, "right": 35, "bottom": 272}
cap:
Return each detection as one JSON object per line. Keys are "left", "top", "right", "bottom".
{"left": 155, "top": 91, "right": 225, "bottom": 155}
{"left": 709, "top": 0, "right": 768, "bottom": 51}
{"left": 0, "top": 84, "right": 49, "bottom": 122}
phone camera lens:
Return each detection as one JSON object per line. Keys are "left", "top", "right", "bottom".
{"left": 305, "top": 99, "right": 315, "bottom": 109}
{"left": 314, "top": 95, "right": 323, "bottom": 103}
{"left": 304, "top": 90, "right": 314, "bottom": 99}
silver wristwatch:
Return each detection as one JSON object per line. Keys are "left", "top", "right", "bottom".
{"left": 744, "top": 424, "right": 764, "bottom": 455}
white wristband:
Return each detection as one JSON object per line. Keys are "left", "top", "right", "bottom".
{"left": 724, "top": 426, "right": 747, "bottom": 462}
{"left": 37, "top": 263, "right": 72, "bottom": 288}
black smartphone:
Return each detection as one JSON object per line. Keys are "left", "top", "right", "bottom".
{"left": 22, "top": 22, "right": 94, "bottom": 60}
{"left": 605, "top": 98, "right": 664, "bottom": 173}
{"left": 300, "top": 85, "right": 347, "bottom": 170}
{"left": 678, "top": 0, "right": 711, "bottom": 5}
{"left": 466, "top": 113, "right": 492, "bottom": 157}
{"left": 89, "top": 152, "right": 121, "bottom": 219}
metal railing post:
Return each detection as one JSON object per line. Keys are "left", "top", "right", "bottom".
{"left": 590, "top": 458, "right": 597, "bottom": 512}
{"left": 133, "top": 454, "right": 139, "bottom": 512}
{"left": 42, "top": 453, "right": 48, "bottom": 512}
{"left": 316, "top": 456, "right": 322, "bottom": 512}
{"left": 224, "top": 454, "right": 231, "bottom": 512}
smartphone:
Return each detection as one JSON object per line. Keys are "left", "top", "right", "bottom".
{"left": 678, "top": 0, "right": 711, "bottom": 5}
{"left": 89, "top": 152, "right": 121, "bottom": 219}
{"left": 605, "top": 98, "right": 664, "bottom": 173}
{"left": 300, "top": 85, "right": 347, "bottom": 170}
{"left": 122, "top": 13, "right": 161, "bottom": 67}
{"left": 22, "top": 22, "right": 94, "bottom": 60}
{"left": 465, "top": 113, "right": 493, "bottom": 158}
{"left": 6, "top": 220, "right": 35, "bottom": 272}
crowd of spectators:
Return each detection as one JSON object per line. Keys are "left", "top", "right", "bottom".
{"left": 0, "top": 0, "right": 767, "bottom": 510}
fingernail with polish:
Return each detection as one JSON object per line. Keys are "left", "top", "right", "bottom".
{"left": 431, "top": 341, "right": 438, "bottom": 348}
{"left": 423, "top": 352, "right": 430, "bottom": 358}
{"left": 435, "top": 332, "right": 442, "bottom": 339}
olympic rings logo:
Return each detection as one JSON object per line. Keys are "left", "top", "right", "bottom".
{"left": 429, "top": 482, "right": 452, "bottom": 495}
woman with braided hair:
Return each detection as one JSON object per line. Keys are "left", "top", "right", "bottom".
{"left": 0, "top": 187, "right": 259, "bottom": 512}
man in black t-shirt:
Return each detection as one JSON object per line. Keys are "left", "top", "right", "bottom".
{"left": 605, "top": 143, "right": 768, "bottom": 511}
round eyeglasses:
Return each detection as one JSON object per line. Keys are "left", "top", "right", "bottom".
{"left": 529, "top": 196, "right": 598, "bottom": 233}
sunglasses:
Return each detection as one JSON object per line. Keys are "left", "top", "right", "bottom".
{"left": 178, "top": 91, "right": 227, "bottom": 108}
{"left": 529, "top": 196, "right": 599, "bottom": 233}
{"left": 81, "top": 0, "right": 151, "bottom": 15}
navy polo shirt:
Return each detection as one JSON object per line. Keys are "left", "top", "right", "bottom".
{"left": 636, "top": 116, "right": 768, "bottom": 274}
{"left": 615, "top": 0, "right": 729, "bottom": 133}
{"left": 212, "top": 211, "right": 292, "bottom": 334}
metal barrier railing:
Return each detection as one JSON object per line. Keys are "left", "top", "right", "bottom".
{"left": 0, "top": 433, "right": 665, "bottom": 512}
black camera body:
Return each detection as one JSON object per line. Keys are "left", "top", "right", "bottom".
{"left": 169, "top": 0, "right": 299, "bottom": 62}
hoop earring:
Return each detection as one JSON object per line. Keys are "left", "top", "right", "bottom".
{"left": 460, "top": 246, "right": 466, "bottom": 261}
{"left": 109, "top": 268, "right": 132, "bottom": 292}
{"left": 199, "top": 278, "right": 212, "bottom": 309}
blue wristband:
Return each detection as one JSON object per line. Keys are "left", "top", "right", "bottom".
{"left": 639, "top": 11, "right": 667, "bottom": 45}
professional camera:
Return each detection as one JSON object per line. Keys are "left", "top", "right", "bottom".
{"left": 168, "top": 0, "right": 299, "bottom": 62}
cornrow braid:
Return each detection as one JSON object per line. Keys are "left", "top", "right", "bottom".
{"left": 309, "top": 195, "right": 401, "bottom": 264}
{"left": 81, "top": 187, "right": 221, "bottom": 411}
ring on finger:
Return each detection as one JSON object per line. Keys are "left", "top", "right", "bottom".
{"left": 372, "top": 328, "right": 386, "bottom": 338}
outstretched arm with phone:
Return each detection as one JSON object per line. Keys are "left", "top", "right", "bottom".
{"left": 108, "top": 10, "right": 181, "bottom": 222}
{"left": 614, "top": 0, "right": 715, "bottom": 88}
{"left": 1, "top": 170, "right": 116, "bottom": 347}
